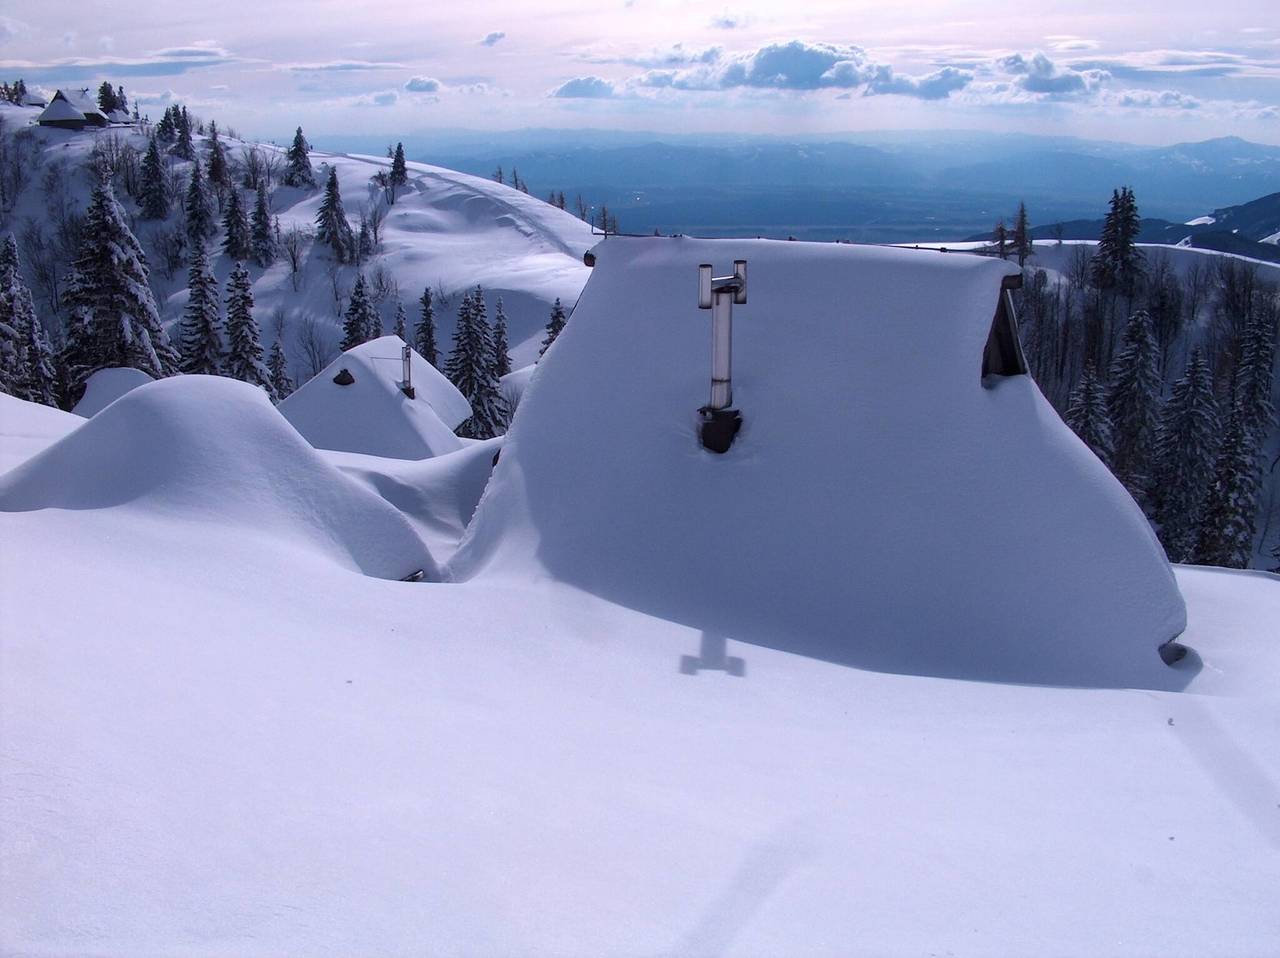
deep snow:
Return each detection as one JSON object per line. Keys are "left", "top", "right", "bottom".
{"left": 279, "top": 335, "right": 470, "bottom": 460}
{"left": 455, "top": 237, "right": 1186, "bottom": 688}
{"left": 71, "top": 366, "right": 155, "bottom": 418}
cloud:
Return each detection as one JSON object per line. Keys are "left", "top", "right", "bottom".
{"left": 997, "top": 51, "right": 1108, "bottom": 98}
{"left": 711, "top": 14, "right": 748, "bottom": 29}
{"left": 584, "top": 43, "right": 722, "bottom": 69}
{"left": 0, "top": 44, "right": 237, "bottom": 80}
{"left": 0, "top": 16, "right": 29, "bottom": 44}
{"left": 352, "top": 89, "right": 399, "bottom": 107}
{"left": 404, "top": 76, "right": 441, "bottom": 93}
{"left": 550, "top": 75, "right": 616, "bottom": 98}
{"left": 284, "top": 60, "right": 401, "bottom": 72}
{"left": 480, "top": 32, "right": 505, "bottom": 47}
{"left": 1112, "top": 89, "right": 1201, "bottom": 110}
{"left": 863, "top": 65, "right": 971, "bottom": 100}
{"left": 1044, "top": 35, "right": 1099, "bottom": 52}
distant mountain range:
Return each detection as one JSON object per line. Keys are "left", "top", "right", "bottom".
{"left": 965, "top": 191, "right": 1280, "bottom": 265}
{"left": 312, "top": 130, "right": 1280, "bottom": 244}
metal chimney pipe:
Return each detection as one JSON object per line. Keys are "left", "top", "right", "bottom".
{"left": 400, "top": 344, "right": 415, "bottom": 398}
{"left": 696, "top": 260, "right": 747, "bottom": 453}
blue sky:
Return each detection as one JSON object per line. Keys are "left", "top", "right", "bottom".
{"left": 2, "top": 1, "right": 1277, "bottom": 144}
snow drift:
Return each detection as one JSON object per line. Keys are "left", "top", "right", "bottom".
{"left": 0, "top": 375, "right": 436, "bottom": 580}
{"left": 453, "top": 237, "right": 1187, "bottom": 687}
{"left": 71, "top": 366, "right": 154, "bottom": 417}
{"left": 0, "top": 392, "right": 83, "bottom": 473}
{"left": 279, "top": 336, "right": 470, "bottom": 460}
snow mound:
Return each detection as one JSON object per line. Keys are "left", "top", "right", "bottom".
{"left": 0, "top": 376, "right": 436, "bottom": 580}
{"left": 453, "top": 237, "right": 1186, "bottom": 687}
{"left": 0, "top": 393, "right": 83, "bottom": 474}
{"left": 71, "top": 367, "right": 154, "bottom": 417}
{"left": 279, "top": 336, "right": 470, "bottom": 460}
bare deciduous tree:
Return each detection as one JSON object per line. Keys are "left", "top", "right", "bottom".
{"left": 294, "top": 315, "right": 336, "bottom": 380}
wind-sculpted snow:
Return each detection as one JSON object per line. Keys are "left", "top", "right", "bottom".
{"left": 453, "top": 237, "right": 1187, "bottom": 687}
{"left": 0, "top": 375, "right": 436, "bottom": 580}
{"left": 0, "top": 393, "right": 83, "bottom": 473}
{"left": 279, "top": 335, "right": 470, "bottom": 460}
{"left": 71, "top": 366, "right": 154, "bottom": 417}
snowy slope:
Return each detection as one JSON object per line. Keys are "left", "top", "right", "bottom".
{"left": 0, "top": 392, "right": 82, "bottom": 472}
{"left": 454, "top": 237, "right": 1184, "bottom": 688}
{"left": 71, "top": 367, "right": 155, "bottom": 417}
{"left": 279, "top": 335, "right": 470, "bottom": 459}
{"left": 0, "top": 104, "right": 594, "bottom": 381}
{"left": 1, "top": 478, "right": 1277, "bottom": 956}
{"left": 0, "top": 375, "right": 437, "bottom": 580}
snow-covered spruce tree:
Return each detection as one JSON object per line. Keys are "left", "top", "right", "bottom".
{"left": 178, "top": 237, "right": 223, "bottom": 376}
{"left": 139, "top": 136, "right": 168, "bottom": 220}
{"left": 184, "top": 158, "right": 216, "bottom": 245}
{"left": 97, "top": 81, "right": 119, "bottom": 115}
{"left": 357, "top": 216, "right": 373, "bottom": 262}
{"left": 224, "top": 262, "right": 272, "bottom": 395}
{"left": 416, "top": 287, "right": 438, "bottom": 367}
{"left": 341, "top": 274, "right": 377, "bottom": 351}
{"left": 267, "top": 337, "right": 293, "bottom": 401}
{"left": 221, "top": 188, "right": 252, "bottom": 262}
{"left": 1064, "top": 361, "right": 1115, "bottom": 468}
{"left": 1106, "top": 309, "right": 1162, "bottom": 498}
{"left": 1236, "top": 309, "right": 1276, "bottom": 445}
{"left": 1150, "top": 350, "right": 1220, "bottom": 562}
{"left": 0, "top": 235, "right": 29, "bottom": 397}
{"left": 540, "top": 297, "right": 567, "bottom": 356}
{"left": 393, "top": 300, "right": 407, "bottom": 339}
{"left": 17, "top": 285, "right": 58, "bottom": 406}
{"left": 445, "top": 291, "right": 509, "bottom": 438}
{"left": 1091, "top": 187, "right": 1144, "bottom": 294}
{"left": 61, "top": 173, "right": 178, "bottom": 391}
{"left": 171, "top": 106, "right": 195, "bottom": 160}
{"left": 1194, "top": 398, "right": 1262, "bottom": 569}
{"left": 370, "top": 305, "right": 383, "bottom": 339}
{"left": 283, "top": 126, "right": 315, "bottom": 188}
{"left": 315, "top": 167, "right": 355, "bottom": 263}
{"left": 992, "top": 220, "right": 1008, "bottom": 260}
{"left": 250, "top": 187, "right": 277, "bottom": 267}
{"left": 491, "top": 295, "right": 511, "bottom": 378}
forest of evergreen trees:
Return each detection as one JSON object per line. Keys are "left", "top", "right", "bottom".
{"left": 1010, "top": 189, "right": 1277, "bottom": 569}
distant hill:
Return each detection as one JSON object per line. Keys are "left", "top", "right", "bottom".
{"left": 964, "top": 191, "right": 1280, "bottom": 265}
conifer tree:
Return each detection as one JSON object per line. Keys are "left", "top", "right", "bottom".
{"left": 267, "top": 337, "right": 293, "bottom": 401}
{"left": 62, "top": 173, "right": 177, "bottom": 391}
{"left": 393, "top": 301, "right": 407, "bottom": 339}
{"left": 445, "top": 290, "right": 508, "bottom": 438}
{"left": 1195, "top": 399, "right": 1262, "bottom": 569}
{"left": 116, "top": 85, "right": 127, "bottom": 115}
{"left": 315, "top": 167, "right": 355, "bottom": 263}
{"left": 491, "top": 295, "right": 511, "bottom": 378}
{"left": 224, "top": 262, "right": 272, "bottom": 395}
{"left": 283, "top": 126, "right": 315, "bottom": 188}
{"left": 540, "top": 298, "right": 567, "bottom": 356}
{"left": 1064, "top": 361, "right": 1115, "bottom": 468}
{"left": 178, "top": 238, "right": 223, "bottom": 375}
{"left": 250, "top": 187, "right": 277, "bottom": 267}
{"left": 1013, "top": 201, "right": 1032, "bottom": 267}
{"left": 1151, "top": 350, "right": 1219, "bottom": 562}
{"left": 992, "top": 220, "right": 1008, "bottom": 260}
{"left": 341, "top": 274, "right": 376, "bottom": 351}
{"left": 416, "top": 286, "right": 438, "bottom": 367}
{"left": 221, "top": 188, "right": 252, "bottom": 261}
{"left": 97, "top": 81, "right": 119, "bottom": 115}
{"left": 1236, "top": 310, "right": 1276, "bottom": 444}
{"left": 206, "top": 120, "right": 229, "bottom": 191}
{"left": 171, "top": 106, "right": 195, "bottom": 160}
{"left": 1092, "top": 187, "right": 1144, "bottom": 293}
{"left": 0, "top": 235, "right": 30, "bottom": 398}
{"left": 184, "top": 158, "right": 215, "bottom": 245}
{"left": 1106, "top": 309, "right": 1162, "bottom": 497}
{"left": 370, "top": 306, "right": 383, "bottom": 339}
{"left": 389, "top": 142, "right": 408, "bottom": 204}
{"left": 357, "top": 217, "right": 373, "bottom": 261}
{"left": 155, "top": 106, "right": 177, "bottom": 145}
{"left": 19, "top": 292, "right": 58, "bottom": 407}
{"left": 139, "top": 136, "right": 168, "bottom": 220}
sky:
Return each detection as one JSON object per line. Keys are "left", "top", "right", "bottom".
{"left": 2, "top": 1, "right": 1278, "bottom": 145}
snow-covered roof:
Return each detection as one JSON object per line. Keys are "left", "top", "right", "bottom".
{"left": 36, "top": 96, "right": 86, "bottom": 124}
{"left": 58, "top": 89, "right": 105, "bottom": 117}
{"left": 280, "top": 336, "right": 472, "bottom": 460}
{"left": 453, "top": 236, "right": 1186, "bottom": 688}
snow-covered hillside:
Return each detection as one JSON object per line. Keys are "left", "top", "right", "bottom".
{"left": 0, "top": 102, "right": 594, "bottom": 378}
{"left": 1, "top": 379, "right": 1278, "bottom": 956}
